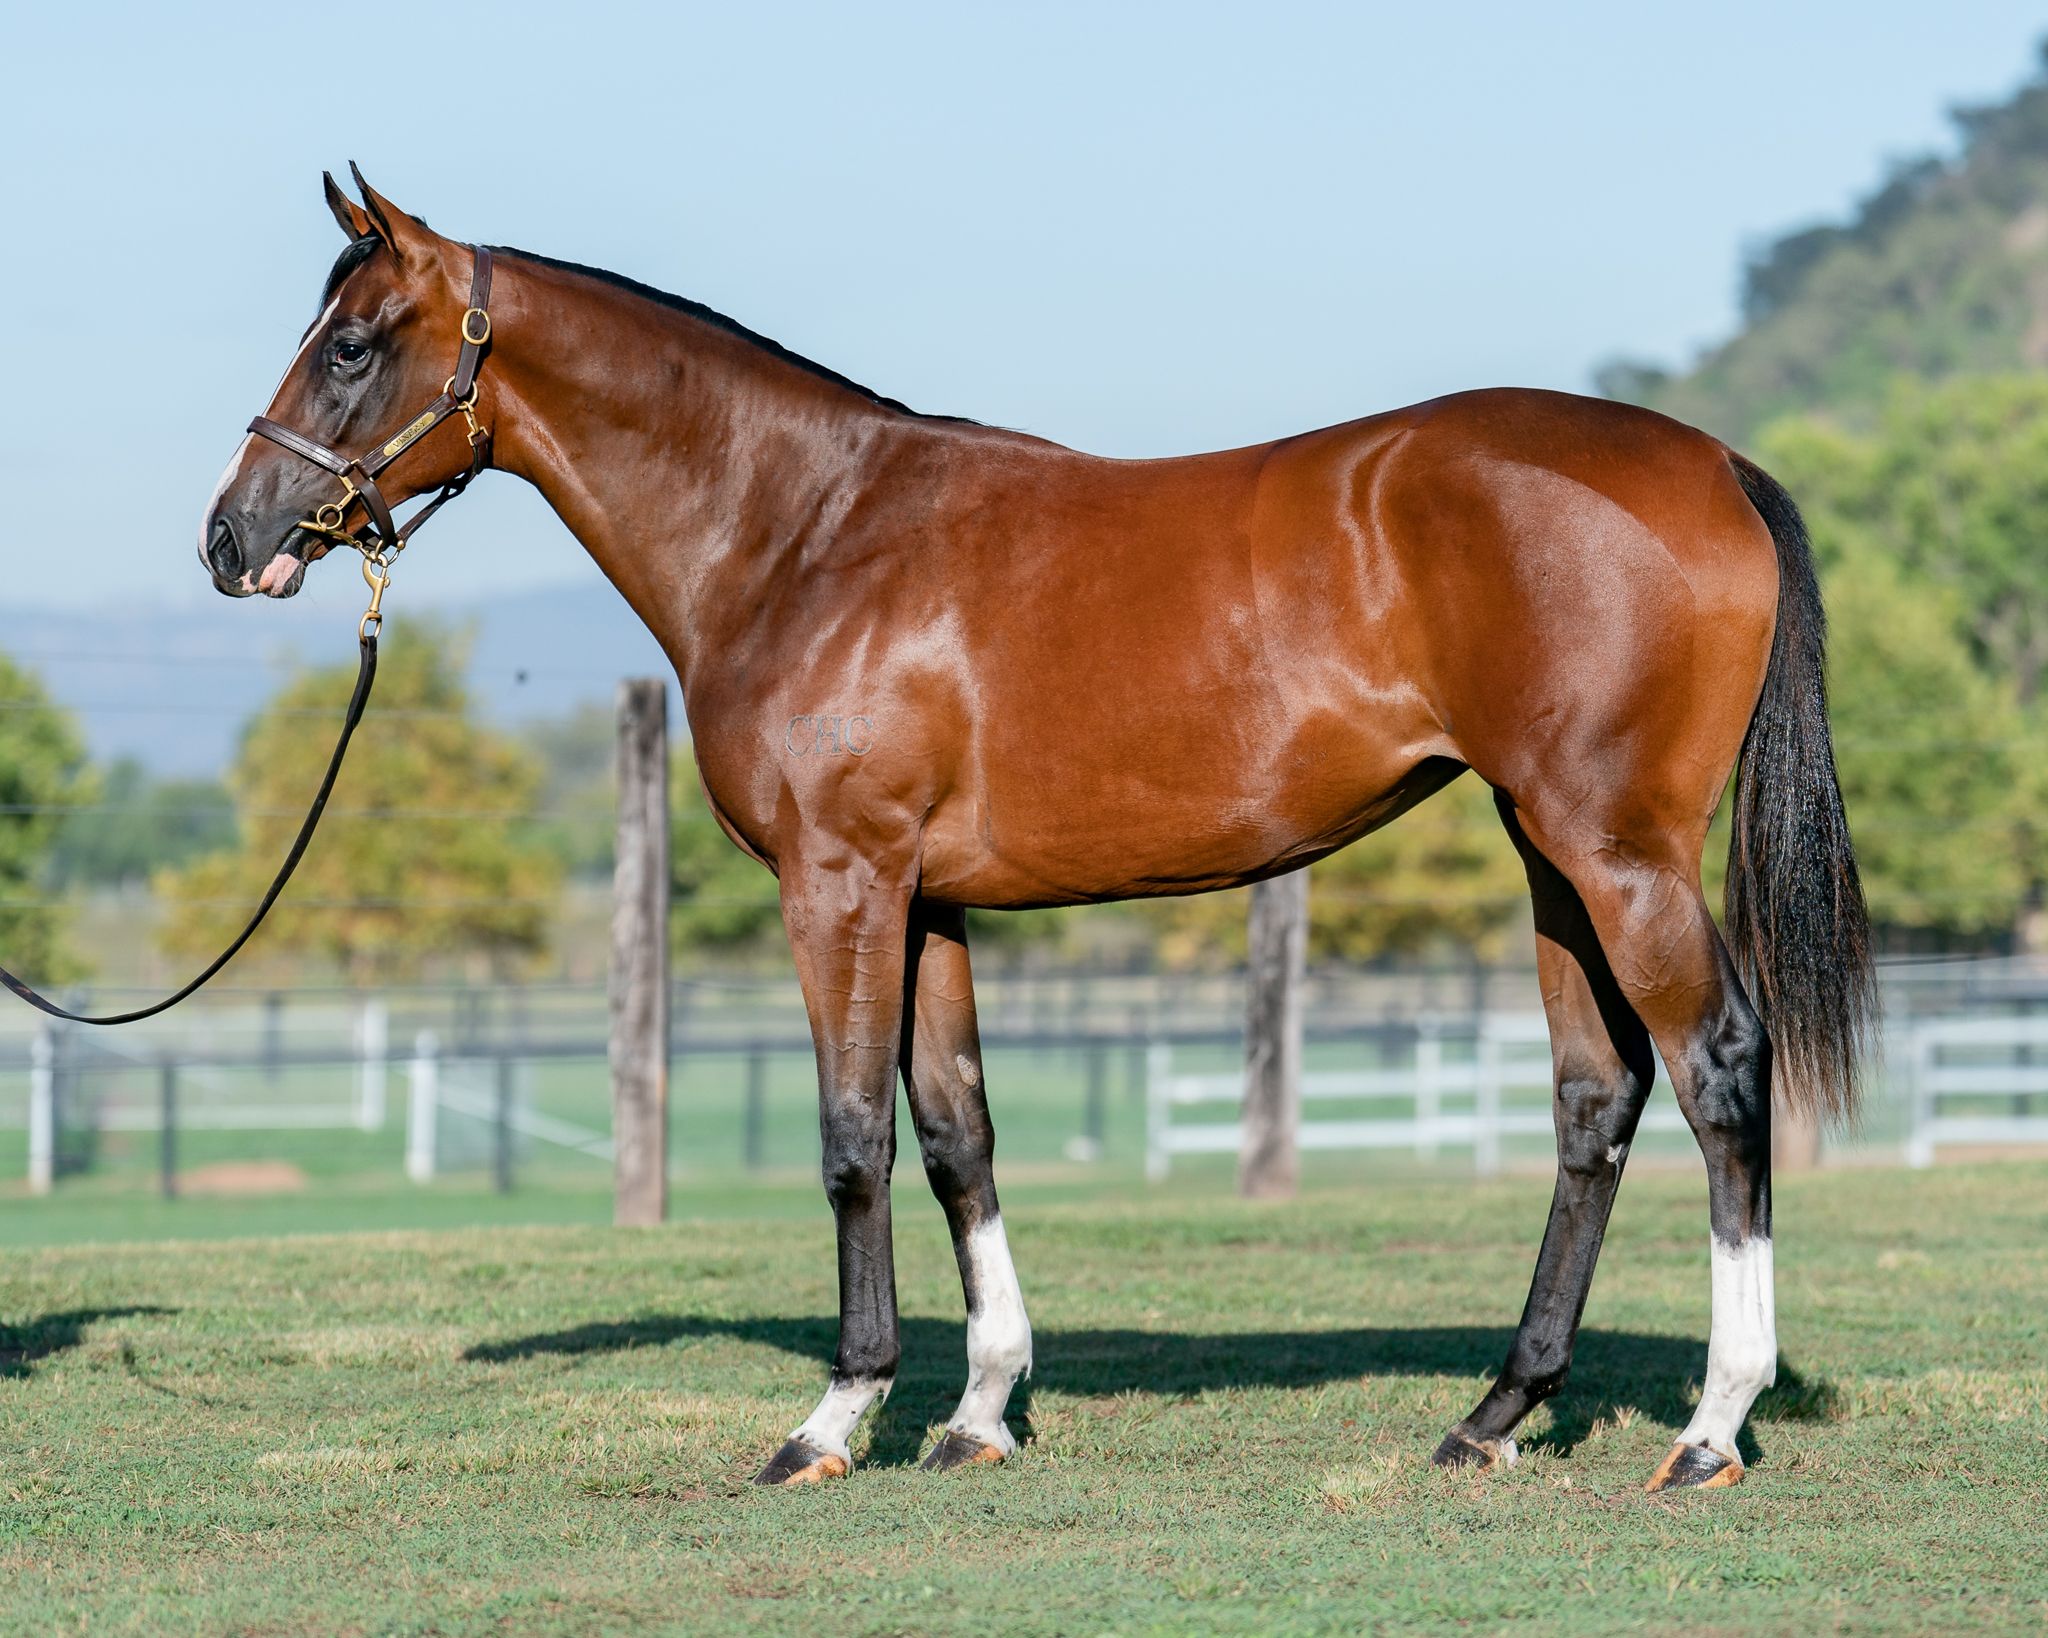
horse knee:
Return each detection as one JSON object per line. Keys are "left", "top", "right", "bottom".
{"left": 820, "top": 1102, "right": 895, "bottom": 1212}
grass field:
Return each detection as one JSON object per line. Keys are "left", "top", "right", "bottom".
{"left": 3, "top": 1162, "right": 2045, "bottom": 1636}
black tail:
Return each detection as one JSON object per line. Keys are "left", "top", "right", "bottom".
{"left": 1724, "top": 454, "right": 1876, "bottom": 1125}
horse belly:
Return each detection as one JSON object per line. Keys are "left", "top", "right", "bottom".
{"left": 916, "top": 702, "right": 1446, "bottom": 908}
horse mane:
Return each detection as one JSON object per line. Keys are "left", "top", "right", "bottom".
{"left": 495, "top": 246, "right": 978, "bottom": 424}
{"left": 319, "top": 234, "right": 977, "bottom": 424}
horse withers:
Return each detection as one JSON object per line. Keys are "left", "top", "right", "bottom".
{"left": 200, "top": 170, "right": 1873, "bottom": 1493}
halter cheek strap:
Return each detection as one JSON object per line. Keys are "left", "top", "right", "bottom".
{"left": 0, "top": 248, "right": 500, "bottom": 1026}
{"left": 248, "top": 244, "right": 495, "bottom": 559}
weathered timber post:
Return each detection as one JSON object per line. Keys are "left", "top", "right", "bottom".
{"left": 611, "top": 678, "right": 671, "bottom": 1226}
{"left": 1773, "top": 1097, "right": 1822, "bottom": 1172}
{"left": 1239, "top": 869, "right": 1308, "bottom": 1199}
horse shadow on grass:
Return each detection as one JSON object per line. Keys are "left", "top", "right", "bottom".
{"left": 0, "top": 1308, "right": 174, "bottom": 1381}
{"left": 463, "top": 1314, "right": 1838, "bottom": 1469}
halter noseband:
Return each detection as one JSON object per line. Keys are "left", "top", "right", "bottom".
{"left": 247, "top": 244, "right": 496, "bottom": 601}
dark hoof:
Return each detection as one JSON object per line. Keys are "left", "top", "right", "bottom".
{"left": 1431, "top": 1428, "right": 1517, "bottom": 1472}
{"left": 752, "top": 1436, "right": 850, "bottom": 1486}
{"left": 1646, "top": 1441, "right": 1744, "bottom": 1492}
{"left": 920, "top": 1429, "right": 1008, "bottom": 1472}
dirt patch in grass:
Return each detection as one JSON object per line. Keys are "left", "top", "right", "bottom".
{"left": 177, "top": 1160, "right": 308, "bottom": 1195}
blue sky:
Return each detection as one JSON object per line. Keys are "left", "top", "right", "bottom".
{"left": 3, "top": 1, "right": 2044, "bottom": 619}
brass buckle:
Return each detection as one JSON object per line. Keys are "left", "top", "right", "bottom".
{"left": 311, "top": 477, "right": 361, "bottom": 540}
{"left": 461, "top": 307, "right": 491, "bottom": 347}
{"left": 444, "top": 374, "right": 484, "bottom": 444}
{"left": 359, "top": 551, "right": 391, "bottom": 642}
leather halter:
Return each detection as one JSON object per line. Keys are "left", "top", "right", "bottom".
{"left": 248, "top": 244, "right": 496, "bottom": 570}
{"left": 0, "top": 246, "right": 499, "bottom": 1027}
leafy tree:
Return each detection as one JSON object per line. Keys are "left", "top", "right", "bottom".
{"left": 0, "top": 652, "right": 89, "bottom": 983}
{"left": 521, "top": 703, "right": 618, "bottom": 879}
{"left": 1140, "top": 774, "right": 1528, "bottom": 970}
{"left": 670, "top": 750, "right": 782, "bottom": 958}
{"left": 50, "top": 758, "right": 233, "bottom": 888}
{"left": 1760, "top": 387, "right": 2048, "bottom": 946}
{"left": 1765, "top": 377, "right": 2048, "bottom": 701}
{"left": 156, "top": 624, "right": 561, "bottom": 982}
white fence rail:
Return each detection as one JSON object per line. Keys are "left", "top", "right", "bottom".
{"left": 1146, "top": 1014, "right": 1691, "bottom": 1180}
{"left": 1905, "top": 1015, "right": 2048, "bottom": 1167}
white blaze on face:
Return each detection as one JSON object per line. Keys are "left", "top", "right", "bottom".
{"left": 1678, "top": 1234, "right": 1776, "bottom": 1460}
{"left": 946, "top": 1214, "right": 1032, "bottom": 1453}
{"left": 201, "top": 296, "right": 343, "bottom": 572}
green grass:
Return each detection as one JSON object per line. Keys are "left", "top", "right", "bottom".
{"left": 4, "top": 1164, "right": 2045, "bottom": 1636}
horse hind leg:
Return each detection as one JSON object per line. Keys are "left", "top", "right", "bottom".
{"left": 1509, "top": 798, "right": 1774, "bottom": 1492}
{"left": 899, "top": 903, "right": 1032, "bottom": 1471}
{"left": 1435, "top": 793, "right": 1656, "bottom": 1471}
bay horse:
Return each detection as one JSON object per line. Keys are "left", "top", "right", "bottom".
{"left": 201, "top": 172, "right": 1872, "bottom": 1493}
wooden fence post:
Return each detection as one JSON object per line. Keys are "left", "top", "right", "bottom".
{"left": 1239, "top": 870, "right": 1308, "bottom": 1199}
{"left": 611, "top": 678, "right": 671, "bottom": 1226}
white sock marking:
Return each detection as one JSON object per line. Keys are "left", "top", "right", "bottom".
{"left": 947, "top": 1215, "right": 1032, "bottom": 1453}
{"left": 790, "top": 1374, "right": 890, "bottom": 1466}
{"left": 1678, "top": 1235, "right": 1776, "bottom": 1460}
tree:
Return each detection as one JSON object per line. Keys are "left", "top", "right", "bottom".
{"left": 1760, "top": 384, "right": 2048, "bottom": 947}
{"left": 50, "top": 758, "right": 233, "bottom": 888}
{"left": 1765, "top": 377, "right": 2048, "bottom": 701}
{"left": 1141, "top": 773, "right": 1528, "bottom": 970}
{"left": 670, "top": 749, "right": 783, "bottom": 958}
{"left": 521, "top": 703, "right": 620, "bottom": 879}
{"left": 156, "top": 624, "right": 561, "bottom": 982}
{"left": 0, "top": 652, "right": 89, "bottom": 983}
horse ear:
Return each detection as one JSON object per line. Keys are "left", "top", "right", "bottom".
{"left": 323, "top": 171, "right": 375, "bottom": 241}
{"left": 348, "top": 162, "right": 438, "bottom": 265}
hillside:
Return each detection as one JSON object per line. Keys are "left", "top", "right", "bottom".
{"left": 0, "top": 577, "right": 674, "bottom": 776}
{"left": 1600, "top": 43, "right": 2048, "bottom": 445}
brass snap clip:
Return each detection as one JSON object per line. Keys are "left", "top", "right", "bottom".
{"left": 359, "top": 551, "right": 392, "bottom": 642}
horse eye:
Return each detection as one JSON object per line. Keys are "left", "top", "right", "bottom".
{"left": 332, "top": 340, "right": 370, "bottom": 367}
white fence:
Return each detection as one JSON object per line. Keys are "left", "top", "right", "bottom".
{"left": 1904, "top": 1015, "right": 2048, "bottom": 1167}
{"left": 1146, "top": 1014, "right": 1692, "bottom": 1180}
{"left": 18, "top": 1013, "right": 611, "bottom": 1193}
{"left": 1147, "top": 1010, "right": 2048, "bottom": 1178}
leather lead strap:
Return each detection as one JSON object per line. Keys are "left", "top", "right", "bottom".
{"left": 2, "top": 246, "right": 496, "bottom": 1026}
{"left": 0, "top": 635, "right": 380, "bottom": 1026}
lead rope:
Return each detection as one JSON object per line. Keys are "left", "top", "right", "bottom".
{"left": 0, "top": 555, "right": 391, "bottom": 1026}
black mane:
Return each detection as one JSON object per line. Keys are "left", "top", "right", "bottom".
{"left": 498, "top": 247, "right": 972, "bottom": 422}
{"left": 319, "top": 237, "right": 974, "bottom": 422}
{"left": 322, "top": 236, "right": 383, "bottom": 307}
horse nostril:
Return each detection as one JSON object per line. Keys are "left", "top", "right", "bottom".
{"left": 208, "top": 517, "right": 243, "bottom": 581}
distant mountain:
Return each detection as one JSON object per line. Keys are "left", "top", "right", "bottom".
{"left": 1600, "top": 43, "right": 2048, "bottom": 445}
{"left": 1, "top": 576, "right": 677, "bottom": 776}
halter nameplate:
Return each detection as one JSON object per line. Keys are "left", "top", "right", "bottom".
{"left": 381, "top": 409, "right": 442, "bottom": 461}
{"left": 247, "top": 243, "right": 495, "bottom": 558}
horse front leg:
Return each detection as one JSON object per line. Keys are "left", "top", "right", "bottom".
{"left": 753, "top": 859, "right": 914, "bottom": 1486}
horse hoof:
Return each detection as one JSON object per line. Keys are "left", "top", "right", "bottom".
{"left": 1431, "top": 1429, "right": 1517, "bottom": 1472}
{"left": 921, "top": 1429, "right": 1009, "bottom": 1472}
{"left": 1646, "top": 1441, "right": 1744, "bottom": 1493}
{"left": 752, "top": 1437, "right": 851, "bottom": 1486}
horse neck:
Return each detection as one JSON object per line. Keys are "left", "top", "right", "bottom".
{"left": 482, "top": 254, "right": 907, "bottom": 687}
